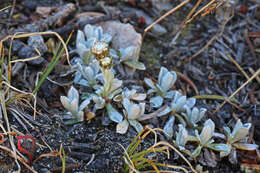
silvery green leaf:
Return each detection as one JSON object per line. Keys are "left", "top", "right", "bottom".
{"left": 127, "top": 104, "right": 141, "bottom": 120}
{"left": 164, "top": 90, "right": 175, "bottom": 99}
{"left": 199, "top": 108, "right": 207, "bottom": 121}
{"left": 200, "top": 119, "right": 215, "bottom": 145}
{"left": 79, "top": 99, "right": 90, "bottom": 111}
{"left": 123, "top": 98, "right": 131, "bottom": 113}
{"left": 77, "top": 79, "right": 88, "bottom": 86}
{"left": 232, "top": 143, "right": 258, "bottom": 151}
{"left": 85, "top": 38, "right": 96, "bottom": 49}
{"left": 82, "top": 51, "right": 95, "bottom": 65}
{"left": 76, "top": 42, "right": 88, "bottom": 58}
{"left": 110, "top": 49, "right": 118, "bottom": 58}
{"left": 84, "top": 24, "right": 95, "bottom": 39}
{"left": 116, "top": 119, "right": 129, "bottom": 134}
{"left": 131, "top": 93, "right": 146, "bottom": 101}
{"left": 229, "top": 148, "right": 237, "bottom": 164}
{"left": 190, "top": 107, "right": 199, "bottom": 124}
{"left": 123, "top": 60, "right": 146, "bottom": 70}
{"left": 176, "top": 124, "right": 188, "bottom": 149}
{"left": 159, "top": 71, "right": 176, "bottom": 92}
{"left": 102, "top": 33, "right": 112, "bottom": 43}
{"left": 191, "top": 145, "right": 202, "bottom": 158}
{"left": 93, "top": 96, "right": 105, "bottom": 109}
{"left": 83, "top": 66, "right": 95, "bottom": 82}
{"left": 77, "top": 111, "right": 84, "bottom": 122}
{"left": 144, "top": 78, "right": 156, "bottom": 89}
{"left": 76, "top": 30, "right": 86, "bottom": 45}
{"left": 223, "top": 126, "right": 231, "bottom": 140}
{"left": 73, "top": 71, "right": 82, "bottom": 84}
{"left": 208, "top": 143, "right": 231, "bottom": 154}
{"left": 220, "top": 144, "right": 232, "bottom": 157}
{"left": 68, "top": 86, "right": 79, "bottom": 104}
{"left": 106, "top": 103, "right": 123, "bottom": 123}
{"left": 186, "top": 98, "right": 196, "bottom": 108}
{"left": 158, "top": 67, "right": 168, "bottom": 86}
{"left": 110, "top": 79, "right": 122, "bottom": 93}
{"left": 120, "top": 46, "right": 138, "bottom": 61}
{"left": 147, "top": 88, "right": 156, "bottom": 95}
{"left": 70, "top": 99, "right": 79, "bottom": 115}
{"left": 150, "top": 95, "right": 163, "bottom": 108}
{"left": 230, "top": 119, "right": 251, "bottom": 144}
{"left": 139, "top": 102, "right": 145, "bottom": 115}
{"left": 171, "top": 96, "right": 186, "bottom": 113}
{"left": 163, "top": 116, "right": 175, "bottom": 138}
{"left": 129, "top": 119, "right": 143, "bottom": 133}
{"left": 60, "top": 96, "right": 71, "bottom": 112}
{"left": 157, "top": 105, "right": 171, "bottom": 117}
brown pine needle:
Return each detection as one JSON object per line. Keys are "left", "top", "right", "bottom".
{"left": 226, "top": 54, "right": 249, "bottom": 80}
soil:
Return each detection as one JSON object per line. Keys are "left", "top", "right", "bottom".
{"left": 0, "top": 0, "right": 259, "bottom": 173}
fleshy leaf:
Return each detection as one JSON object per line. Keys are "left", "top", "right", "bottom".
{"left": 186, "top": 98, "right": 196, "bottom": 108}
{"left": 60, "top": 96, "right": 71, "bottom": 111}
{"left": 131, "top": 93, "right": 146, "bottom": 101}
{"left": 106, "top": 103, "right": 123, "bottom": 123}
{"left": 129, "top": 119, "right": 143, "bottom": 133}
{"left": 127, "top": 104, "right": 141, "bottom": 120}
{"left": 191, "top": 145, "right": 202, "bottom": 158}
{"left": 116, "top": 119, "right": 129, "bottom": 134}
{"left": 230, "top": 119, "right": 251, "bottom": 144}
{"left": 160, "top": 71, "right": 176, "bottom": 92}
{"left": 163, "top": 116, "right": 175, "bottom": 138}
{"left": 123, "top": 60, "right": 146, "bottom": 70}
{"left": 144, "top": 78, "right": 156, "bottom": 89}
{"left": 70, "top": 99, "right": 79, "bottom": 116}
{"left": 176, "top": 124, "right": 188, "bottom": 150}
{"left": 150, "top": 95, "right": 163, "bottom": 108}
{"left": 208, "top": 143, "right": 231, "bottom": 154}
{"left": 79, "top": 99, "right": 90, "bottom": 111}
{"left": 158, "top": 67, "right": 168, "bottom": 86}
{"left": 232, "top": 143, "right": 258, "bottom": 151}
{"left": 68, "top": 86, "right": 79, "bottom": 104}
{"left": 200, "top": 119, "right": 215, "bottom": 145}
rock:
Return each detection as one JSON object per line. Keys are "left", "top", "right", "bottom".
{"left": 28, "top": 35, "right": 48, "bottom": 54}
{"left": 18, "top": 45, "right": 45, "bottom": 65}
{"left": 101, "top": 21, "right": 143, "bottom": 76}
{"left": 101, "top": 21, "right": 142, "bottom": 50}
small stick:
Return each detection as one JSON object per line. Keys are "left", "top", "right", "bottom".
{"left": 249, "top": 67, "right": 260, "bottom": 85}
{"left": 144, "top": 0, "right": 190, "bottom": 34}
{"left": 213, "top": 68, "right": 260, "bottom": 114}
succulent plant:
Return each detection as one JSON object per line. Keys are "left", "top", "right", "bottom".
{"left": 158, "top": 90, "right": 196, "bottom": 117}
{"left": 73, "top": 60, "right": 101, "bottom": 89}
{"left": 116, "top": 98, "right": 145, "bottom": 134}
{"left": 191, "top": 119, "right": 230, "bottom": 158}
{"left": 76, "top": 24, "right": 112, "bottom": 59}
{"left": 118, "top": 46, "right": 145, "bottom": 70}
{"left": 219, "top": 119, "right": 258, "bottom": 159}
{"left": 60, "top": 86, "right": 90, "bottom": 124}
{"left": 144, "top": 67, "right": 177, "bottom": 108}
{"left": 181, "top": 106, "right": 207, "bottom": 127}
{"left": 92, "top": 69, "right": 123, "bottom": 123}
{"left": 175, "top": 124, "right": 189, "bottom": 150}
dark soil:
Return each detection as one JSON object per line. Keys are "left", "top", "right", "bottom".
{"left": 0, "top": 0, "right": 259, "bottom": 172}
